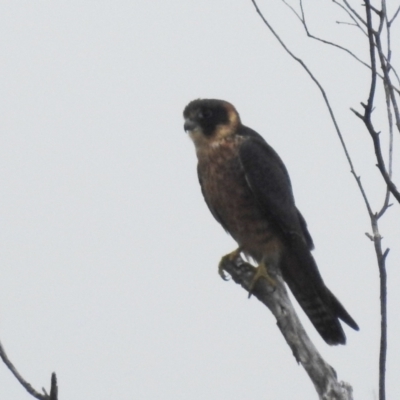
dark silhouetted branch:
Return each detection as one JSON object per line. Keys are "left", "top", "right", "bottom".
{"left": 0, "top": 340, "right": 58, "bottom": 400}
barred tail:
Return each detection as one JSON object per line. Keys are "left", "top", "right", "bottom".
{"left": 280, "top": 243, "right": 359, "bottom": 345}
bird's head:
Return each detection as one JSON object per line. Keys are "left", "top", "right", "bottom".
{"left": 183, "top": 99, "right": 241, "bottom": 148}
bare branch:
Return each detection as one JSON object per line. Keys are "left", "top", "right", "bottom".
{"left": 359, "top": 4, "right": 391, "bottom": 399}
{"left": 381, "top": 2, "right": 400, "bottom": 92}
{"left": 336, "top": 21, "right": 359, "bottom": 27}
{"left": 362, "top": 0, "right": 400, "bottom": 204}
{"left": 388, "top": 5, "right": 400, "bottom": 26}
{"left": 388, "top": 59, "right": 400, "bottom": 87}
{"left": 364, "top": 0, "right": 379, "bottom": 116}
{"left": 281, "top": 0, "right": 372, "bottom": 71}
{"left": 371, "top": 214, "right": 388, "bottom": 400}
{"left": 377, "top": 8, "right": 394, "bottom": 218}
{"left": 332, "top": 2, "right": 400, "bottom": 95}
{"left": 221, "top": 255, "right": 354, "bottom": 400}
{"left": 281, "top": 0, "right": 302, "bottom": 21}
{"left": 0, "top": 341, "right": 57, "bottom": 400}
{"left": 369, "top": 4, "right": 382, "bottom": 16}
{"left": 251, "top": 0, "right": 375, "bottom": 216}
{"left": 282, "top": 1, "right": 400, "bottom": 99}
{"left": 341, "top": 0, "right": 367, "bottom": 26}
{"left": 333, "top": 0, "right": 368, "bottom": 34}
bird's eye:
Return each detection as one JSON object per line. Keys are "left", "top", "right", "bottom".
{"left": 199, "top": 109, "right": 212, "bottom": 119}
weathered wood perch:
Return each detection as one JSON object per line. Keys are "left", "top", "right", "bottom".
{"left": 220, "top": 253, "right": 354, "bottom": 400}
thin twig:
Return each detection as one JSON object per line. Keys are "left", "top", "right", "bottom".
{"left": 334, "top": 1, "right": 400, "bottom": 95}
{"left": 361, "top": 0, "right": 400, "bottom": 204}
{"left": 381, "top": 1, "right": 400, "bottom": 95}
{"left": 283, "top": 1, "right": 400, "bottom": 98}
{"left": 388, "top": 5, "right": 400, "bottom": 26}
{"left": 376, "top": 42, "right": 400, "bottom": 133}
{"left": 333, "top": 0, "right": 368, "bottom": 34}
{"left": 336, "top": 21, "right": 358, "bottom": 27}
{"left": 283, "top": 0, "right": 373, "bottom": 70}
{"left": 388, "top": 59, "right": 400, "bottom": 87}
{"left": 251, "top": 0, "right": 374, "bottom": 216}
{"left": 377, "top": 1, "right": 395, "bottom": 218}
{"left": 342, "top": 0, "right": 367, "bottom": 26}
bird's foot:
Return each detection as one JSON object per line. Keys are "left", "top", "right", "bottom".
{"left": 218, "top": 247, "right": 243, "bottom": 281}
{"left": 248, "top": 262, "right": 276, "bottom": 298}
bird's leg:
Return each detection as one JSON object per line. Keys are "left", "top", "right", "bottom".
{"left": 248, "top": 260, "right": 276, "bottom": 298}
{"left": 218, "top": 246, "right": 243, "bottom": 281}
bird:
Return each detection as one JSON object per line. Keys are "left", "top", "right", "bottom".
{"left": 183, "top": 98, "right": 359, "bottom": 345}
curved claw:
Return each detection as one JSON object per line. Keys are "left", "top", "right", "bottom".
{"left": 248, "top": 261, "right": 276, "bottom": 298}
{"left": 218, "top": 247, "right": 243, "bottom": 281}
{"left": 218, "top": 264, "right": 229, "bottom": 281}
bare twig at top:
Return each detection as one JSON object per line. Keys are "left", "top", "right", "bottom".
{"left": 342, "top": 0, "right": 367, "bottom": 26}
{"left": 281, "top": 0, "right": 400, "bottom": 94}
{"left": 352, "top": 0, "right": 400, "bottom": 204}
{"left": 282, "top": 0, "right": 371, "bottom": 68}
{"left": 251, "top": 0, "right": 374, "bottom": 216}
{"left": 333, "top": 0, "right": 368, "bottom": 34}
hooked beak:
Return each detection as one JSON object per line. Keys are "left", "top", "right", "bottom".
{"left": 184, "top": 118, "right": 198, "bottom": 132}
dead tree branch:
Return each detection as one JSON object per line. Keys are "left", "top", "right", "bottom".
{"left": 0, "top": 340, "right": 58, "bottom": 400}
{"left": 282, "top": 1, "right": 400, "bottom": 96}
{"left": 283, "top": 0, "right": 372, "bottom": 70}
{"left": 220, "top": 255, "right": 354, "bottom": 400}
{"left": 334, "top": 0, "right": 368, "bottom": 34}
{"left": 250, "top": 0, "right": 373, "bottom": 214}
{"left": 350, "top": 1, "right": 400, "bottom": 206}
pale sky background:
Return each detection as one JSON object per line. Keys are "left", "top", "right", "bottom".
{"left": 0, "top": 1, "right": 399, "bottom": 399}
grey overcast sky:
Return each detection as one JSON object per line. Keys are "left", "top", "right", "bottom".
{"left": 0, "top": 1, "right": 399, "bottom": 399}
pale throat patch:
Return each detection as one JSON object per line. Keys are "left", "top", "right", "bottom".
{"left": 188, "top": 107, "right": 240, "bottom": 151}
{"left": 188, "top": 128, "right": 207, "bottom": 148}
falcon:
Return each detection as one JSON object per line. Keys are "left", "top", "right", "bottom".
{"left": 183, "top": 98, "right": 359, "bottom": 345}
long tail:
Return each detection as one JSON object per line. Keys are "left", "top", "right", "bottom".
{"left": 280, "top": 240, "right": 359, "bottom": 345}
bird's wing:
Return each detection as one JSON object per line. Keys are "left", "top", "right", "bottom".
{"left": 238, "top": 127, "right": 307, "bottom": 244}
{"left": 238, "top": 128, "right": 359, "bottom": 337}
{"left": 296, "top": 209, "right": 314, "bottom": 250}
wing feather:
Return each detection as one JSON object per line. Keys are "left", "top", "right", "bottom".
{"left": 238, "top": 127, "right": 309, "bottom": 245}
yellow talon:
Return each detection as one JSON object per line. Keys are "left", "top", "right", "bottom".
{"left": 248, "top": 261, "right": 276, "bottom": 298}
{"left": 218, "top": 247, "right": 243, "bottom": 280}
